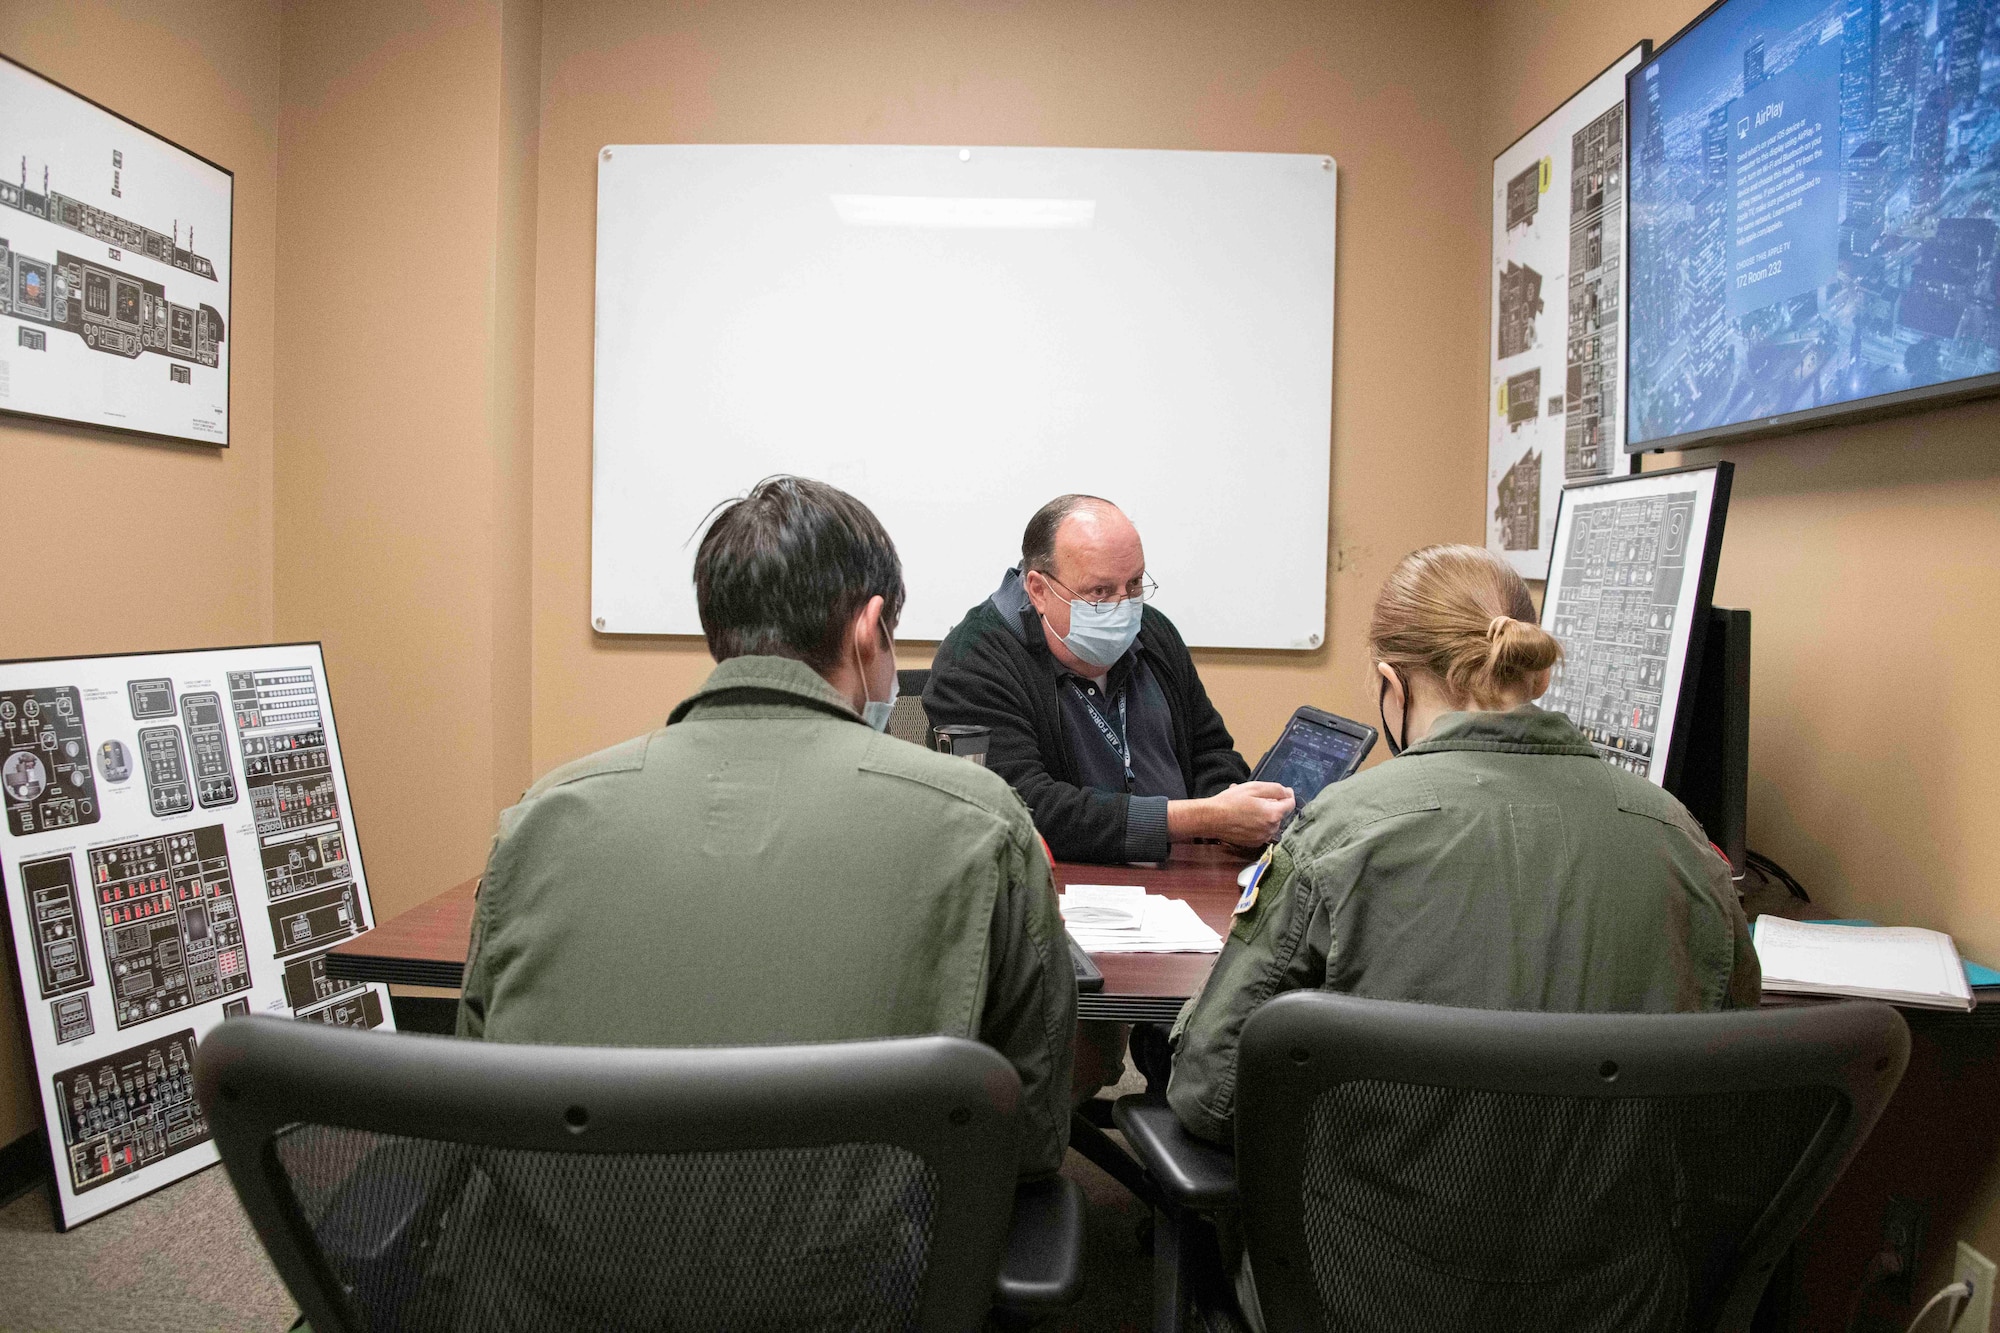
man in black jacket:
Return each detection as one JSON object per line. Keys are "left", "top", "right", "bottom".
{"left": 926, "top": 494, "right": 1294, "bottom": 864}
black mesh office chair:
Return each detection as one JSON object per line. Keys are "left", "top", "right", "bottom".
{"left": 197, "top": 1018, "right": 1082, "bottom": 1333}
{"left": 887, "top": 667, "right": 934, "bottom": 748}
{"left": 1116, "top": 994, "right": 1909, "bottom": 1333}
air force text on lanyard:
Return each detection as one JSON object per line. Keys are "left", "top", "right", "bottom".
{"left": 1067, "top": 679, "right": 1133, "bottom": 788}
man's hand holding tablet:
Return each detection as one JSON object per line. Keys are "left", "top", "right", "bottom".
{"left": 1165, "top": 781, "right": 1297, "bottom": 848}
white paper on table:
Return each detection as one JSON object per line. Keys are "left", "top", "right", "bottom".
{"left": 1753, "top": 917, "right": 1973, "bottom": 1010}
{"left": 1065, "top": 894, "right": 1223, "bottom": 954}
{"left": 1059, "top": 884, "right": 1148, "bottom": 931}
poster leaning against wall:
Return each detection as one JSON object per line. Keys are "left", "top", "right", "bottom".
{"left": 0, "top": 644, "right": 393, "bottom": 1228}
{"left": 1488, "top": 42, "right": 1647, "bottom": 578}
{"left": 0, "top": 53, "right": 232, "bottom": 446}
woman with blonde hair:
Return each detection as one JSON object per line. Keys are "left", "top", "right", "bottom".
{"left": 1169, "top": 543, "right": 1759, "bottom": 1146}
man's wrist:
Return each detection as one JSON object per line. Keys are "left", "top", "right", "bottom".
{"left": 1165, "top": 796, "right": 1210, "bottom": 841}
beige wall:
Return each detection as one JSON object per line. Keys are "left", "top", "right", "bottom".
{"left": 1482, "top": 0, "right": 2000, "bottom": 1280}
{"left": 274, "top": 0, "right": 538, "bottom": 925}
{"left": 526, "top": 0, "right": 1492, "bottom": 775}
{"left": 0, "top": 0, "right": 280, "bottom": 1146}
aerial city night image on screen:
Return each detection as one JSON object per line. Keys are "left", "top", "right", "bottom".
{"left": 1627, "top": 0, "right": 2000, "bottom": 447}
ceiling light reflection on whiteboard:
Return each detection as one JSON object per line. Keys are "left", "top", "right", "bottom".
{"left": 830, "top": 194, "right": 1097, "bottom": 229}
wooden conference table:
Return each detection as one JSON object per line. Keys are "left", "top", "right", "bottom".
{"left": 324, "top": 842, "right": 1252, "bottom": 1023}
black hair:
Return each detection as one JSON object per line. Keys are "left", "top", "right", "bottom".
{"left": 693, "top": 476, "right": 905, "bottom": 669}
{"left": 1021, "top": 494, "right": 1114, "bottom": 574}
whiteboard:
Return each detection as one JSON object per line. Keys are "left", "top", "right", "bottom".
{"left": 592, "top": 145, "right": 1337, "bottom": 648}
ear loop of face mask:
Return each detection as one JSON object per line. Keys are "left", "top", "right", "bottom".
{"left": 855, "top": 615, "right": 897, "bottom": 730}
{"left": 1377, "top": 666, "right": 1411, "bottom": 757}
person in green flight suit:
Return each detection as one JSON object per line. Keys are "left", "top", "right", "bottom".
{"left": 458, "top": 475, "right": 1074, "bottom": 1172}
{"left": 1167, "top": 543, "right": 1760, "bottom": 1329}
{"left": 1171, "top": 542, "right": 1759, "bottom": 1140}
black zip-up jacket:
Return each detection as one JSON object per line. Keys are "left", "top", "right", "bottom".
{"left": 924, "top": 569, "right": 1250, "bottom": 863}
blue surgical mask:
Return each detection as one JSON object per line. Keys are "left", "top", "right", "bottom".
{"left": 858, "top": 624, "right": 898, "bottom": 732}
{"left": 863, "top": 672, "right": 898, "bottom": 733}
{"left": 1054, "top": 598, "right": 1142, "bottom": 671}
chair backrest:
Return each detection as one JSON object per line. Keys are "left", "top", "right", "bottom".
{"left": 196, "top": 1018, "right": 1023, "bottom": 1333}
{"left": 1234, "top": 993, "right": 1908, "bottom": 1333}
{"left": 888, "top": 668, "right": 934, "bottom": 748}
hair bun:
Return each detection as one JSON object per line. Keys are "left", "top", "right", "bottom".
{"left": 1367, "top": 544, "right": 1563, "bottom": 709}
{"left": 1483, "top": 612, "right": 1561, "bottom": 690}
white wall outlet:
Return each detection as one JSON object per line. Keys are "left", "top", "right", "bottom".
{"left": 1953, "top": 1241, "right": 1997, "bottom": 1333}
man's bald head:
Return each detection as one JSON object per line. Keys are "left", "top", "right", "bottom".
{"left": 1022, "top": 495, "right": 1135, "bottom": 578}
{"left": 1019, "top": 490, "right": 1147, "bottom": 653}
{"left": 1020, "top": 495, "right": 1147, "bottom": 672}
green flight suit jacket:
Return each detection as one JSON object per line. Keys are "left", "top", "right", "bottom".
{"left": 1168, "top": 705, "right": 1761, "bottom": 1145}
{"left": 458, "top": 655, "right": 1075, "bottom": 1176}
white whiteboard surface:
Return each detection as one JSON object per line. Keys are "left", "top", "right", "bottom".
{"left": 592, "top": 145, "right": 1337, "bottom": 648}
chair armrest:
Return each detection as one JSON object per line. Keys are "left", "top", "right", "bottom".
{"left": 993, "top": 1175, "right": 1085, "bottom": 1315}
{"left": 1112, "top": 1094, "right": 1238, "bottom": 1212}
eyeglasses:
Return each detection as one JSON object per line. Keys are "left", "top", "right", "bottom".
{"left": 1039, "top": 571, "right": 1160, "bottom": 611}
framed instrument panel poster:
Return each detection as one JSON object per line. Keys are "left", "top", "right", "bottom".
{"left": 0, "top": 53, "right": 232, "bottom": 445}
{"left": 1538, "top": 462, "right": 1733, "bottom": 791}
{"left": 0, "top": 644, "right": 391, "bottom": 1228}
{"left": 1488, "top": 42, "right": 1647, "bottom": 578}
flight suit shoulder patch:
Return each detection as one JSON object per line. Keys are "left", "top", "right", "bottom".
{"left": 1230, "top": 842, "right": 1295, "bottom": 944}
{"left": 1233, "top": 849, "right": 1273, "bottom": 917}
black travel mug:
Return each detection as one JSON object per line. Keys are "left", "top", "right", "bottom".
{"left": 931, "top": 724, "right": 991, "bottom": 766}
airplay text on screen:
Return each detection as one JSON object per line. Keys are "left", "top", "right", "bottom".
{"left": 1725, "top": 34, "right": 1839, "bottom": 318}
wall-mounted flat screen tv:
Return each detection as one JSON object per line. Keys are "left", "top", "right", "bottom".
{"left": 1626, "top": 0, "right": 2000, "bottom": 451}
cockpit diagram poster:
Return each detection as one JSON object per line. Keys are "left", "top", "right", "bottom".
{"left": 1489, "top": 42, "right": 1646, "bottom": 578}
{"left": 0, "top": 645, "right": 391, "bottom": 1228}
{"left": 0, "top": 53, "right": 231, "bottom": 446}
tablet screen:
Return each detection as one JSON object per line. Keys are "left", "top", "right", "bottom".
{"left": 1256, "top": 716, "right": 1371, "bottom": 822}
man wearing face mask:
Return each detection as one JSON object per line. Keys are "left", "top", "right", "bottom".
{"left": 459, "top": 476, "right": 1075, "bottom": 1179}
{"left": 925, "top": 494, "right": 1294, "bottom": 864}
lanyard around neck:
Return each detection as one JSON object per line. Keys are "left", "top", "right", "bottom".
{"left": 1066, "top": 678, "right": 1132, "bottom": 785}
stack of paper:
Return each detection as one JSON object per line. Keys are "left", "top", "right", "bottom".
{"left": 1060, "top": 884, "right": 1224, "bottom": 954}
{"left": 1753, "top": 917, "right": 1974, "bottom": 1011}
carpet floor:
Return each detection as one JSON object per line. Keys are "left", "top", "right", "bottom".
{"left": 0, "top": 1165, "right": 295, "bottom": 1333}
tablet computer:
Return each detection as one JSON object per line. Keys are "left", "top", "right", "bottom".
{"left": 1250, "top": 706, "right": 1378, "bottom": 833}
